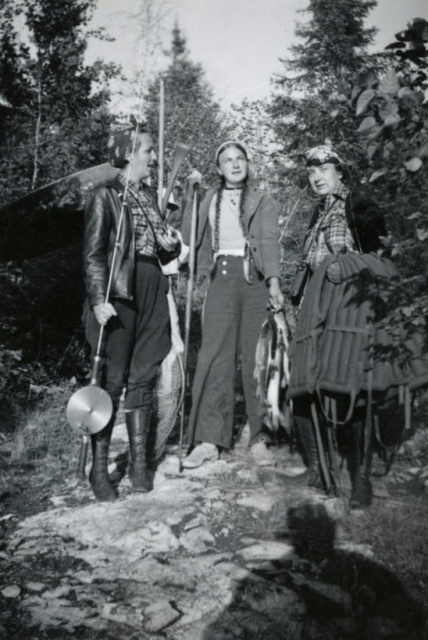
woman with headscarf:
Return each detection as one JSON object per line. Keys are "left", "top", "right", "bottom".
{"left": 180, "top": 141, "right": 284, "bottom": 469}
{"left": 301, "top": 144, "right": 386, "bottom": 282}
{"left": 289, "top": 144, "right": 398, "bottom": 509}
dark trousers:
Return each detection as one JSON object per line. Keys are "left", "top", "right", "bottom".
{"left": 84, "top": 256, "right": 171, "bottom": 410}
{"left": 188, "top": 256, "right": 269, "bottom": 449}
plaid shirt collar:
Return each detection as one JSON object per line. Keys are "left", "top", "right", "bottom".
{"left": 321, "top": 182, "right": 348, "bottom": 215}
{"left": 303, "top": 183, "right": 352, "bottom": 271}
{"left": 116, "top": 174, "right": 163, "bottom": 257}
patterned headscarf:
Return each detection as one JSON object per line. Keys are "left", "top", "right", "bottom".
{"left": 305, "top": 145, "right": 344, "bottom": 168}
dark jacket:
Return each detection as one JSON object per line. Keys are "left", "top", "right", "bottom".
{"left": 181, "top": 184, "right": 281, "bottom": 280}
{"left": 83, "top": 177, "right": 160, "bottom": 307}
{"left": 306, "top": 190, "right": 387, "bottom": 254}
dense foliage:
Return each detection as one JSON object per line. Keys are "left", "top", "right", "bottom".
{"left": 352, "top": 18, "right": 428, "bottom": 331}
{"left": 0, "top": 0, "right": 122, "bottom": 426}
{"left": 0, "top": 0, "right": 120, "bottom": 203}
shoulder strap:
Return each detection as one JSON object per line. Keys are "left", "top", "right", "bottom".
{"left": 307, "top": 202, "right": 321, "bottom": 231}
{"left": 346, "top": 191, "right": 363, "bottom": 254}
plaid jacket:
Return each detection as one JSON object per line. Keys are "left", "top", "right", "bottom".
{"left": 303, "top": 185, "right": 357, "bottom": 271}
{"left": 303, "top": 190, "right": 387, "bottom": 273}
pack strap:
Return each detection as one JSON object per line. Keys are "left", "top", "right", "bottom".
{"left": 310, "top": 400, "right": 331, "bottom": 492}
{"left": 363, "top": 368, "right": 374, "bottom": 479}
{"left": 327, "top": 397, "right": 343, "bottom": 494}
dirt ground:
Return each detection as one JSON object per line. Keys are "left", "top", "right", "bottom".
{"left": 1, "top": 419, "right": 428, "bottom": 640}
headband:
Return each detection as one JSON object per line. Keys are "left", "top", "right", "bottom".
{"left": 215, "top": 140, "right": 249, "bottom": 164}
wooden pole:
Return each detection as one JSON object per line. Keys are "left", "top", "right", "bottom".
{"left": 158, "top": 79, "right": 165, "bottom": 211}
{"left": 178, "top": 186, "right": 199, "bottom": 472}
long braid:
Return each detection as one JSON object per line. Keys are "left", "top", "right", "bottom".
{"left": 213, "top": 178, "right": 225, "bottom": 254}
{"left": 238, "top": 177, "right": 249, "bottom": 240}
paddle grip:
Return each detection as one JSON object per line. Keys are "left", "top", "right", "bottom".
{"left": 76, "top": 435, "right": 90, "bottom": 480}
{"left": 90, "top": 355, "right": 101, "bottom": 386}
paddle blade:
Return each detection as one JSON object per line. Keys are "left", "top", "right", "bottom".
{"left": 67, "top": 385, "right": 113, "bottom": 436}
{"left": 162, "top": 143, "right": 190, "bottom": 215}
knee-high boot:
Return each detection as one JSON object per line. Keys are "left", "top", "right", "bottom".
{"left": 346, "top": 423, "right": 373, "bottom": 508}
{"left": 126, "top": 406, "right": 153, "bottom": 492}
{"left": 89, "top": 416, "right": 118, "bottom": 502}
{"left": 295, "top": 416, "right": 321, "bottom": 488}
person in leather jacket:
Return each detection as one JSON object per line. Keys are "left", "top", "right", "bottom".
{"left": 82, "top": 123, "right": 180, "bottom": 501}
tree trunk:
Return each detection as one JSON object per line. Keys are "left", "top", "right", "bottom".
{"left": 31, "top": 65, "right": 42, "bottom": 191}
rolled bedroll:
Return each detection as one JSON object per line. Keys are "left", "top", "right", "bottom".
{"left": 287, "top": 253, "right": 428, "bottom": 401}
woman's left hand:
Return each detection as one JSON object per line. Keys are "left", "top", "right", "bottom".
{"left": 326, "top": 261, "right": 342, "bottom": 284}
{"left": 268, "top": 277, "right": 285, "bottom": 313}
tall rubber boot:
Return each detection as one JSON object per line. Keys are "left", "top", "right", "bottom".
{"left": 346, "top": 423, "right": 373, "bottom": 509}
{"left": 126, "top": 406, "right": 153, "bottom": 492}
{"left": 295, "top": 416, "right": 321, "bottom": 488}
{"left": 89, "top": 416, "right": 118, "bottom": 502}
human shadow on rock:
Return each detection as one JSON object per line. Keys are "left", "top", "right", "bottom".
{"left": 202, "top": 501, "right": 428, "bottom": 640}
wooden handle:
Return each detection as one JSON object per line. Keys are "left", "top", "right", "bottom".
{"left": 178, "top": 186, "right": 199, "bottom": 472}
{"left": 76, "top": 435, "right": 90, "bottom": 480}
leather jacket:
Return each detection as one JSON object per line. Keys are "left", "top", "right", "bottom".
{"left": 83, "top": 177, "right": 159, "bottom": 307}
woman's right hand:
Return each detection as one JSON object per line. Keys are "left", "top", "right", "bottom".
{"left": 186, "top": 169, "right": 202, "bottom": 190}
{"left": 93, "top": 302, "right": 117, "bottom": 326}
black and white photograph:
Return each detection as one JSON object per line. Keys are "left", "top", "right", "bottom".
{"left": 1, "top": 0, "right": 428, "bottom": 638}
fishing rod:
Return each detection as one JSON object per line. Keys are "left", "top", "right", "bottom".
{"left": 158, "top": 79, "right": 165, "bottom": 212}
{"left": 178, "top": 183, "right": 199, "bottom": 473}
{"left": 156, "top": 77, "right": 189, "bottom": 467}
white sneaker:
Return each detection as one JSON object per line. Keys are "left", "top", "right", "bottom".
{"left": 182, "top": 443, "right": 219, "bottom": 469}
{"left": 250, "top": 439, "right": 275, "bottom": 467}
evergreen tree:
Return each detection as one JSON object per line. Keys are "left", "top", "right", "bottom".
{"left": 269, "top": 0, "right": 379, "bottom": 183}
{"left": 284, "top": 0, "right": 377, "bottom": 92}
{"left": 144, "top": 24, "right": 232, "bottom": 197}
